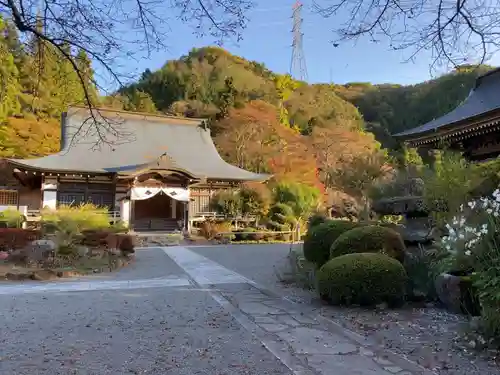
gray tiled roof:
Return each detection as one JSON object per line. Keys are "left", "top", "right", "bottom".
{"left": 8, "top": 107, "right": 270, "bottom": 182}
{"left": 394, "top": 67, "right": 500, "bottom": 138}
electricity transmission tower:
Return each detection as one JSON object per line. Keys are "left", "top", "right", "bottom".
{"left": 290, "top": 0, "right": 308, "bottom": 81}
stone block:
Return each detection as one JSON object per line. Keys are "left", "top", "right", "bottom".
{"left": 28, "top": 239, "right": 56, "bottom": 261}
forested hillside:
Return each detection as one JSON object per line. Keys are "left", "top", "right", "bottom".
{"left": 0, "top": 17, "right": 495, "bottom": 204}
{"left": 334, "top": 64, "right": 494, "bottom": 148}
{"left": 0, "top": 16, "right": 98, "bottom": 157}
{"left": 116, "top": 47, "right": 383, "bottom": 196}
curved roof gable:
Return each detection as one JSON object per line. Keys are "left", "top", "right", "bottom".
{"left": 7, "top": 106, "right": 270, "bottom": 182}
{"left": 394, "top": 67, "right": 500, "bottom": 138}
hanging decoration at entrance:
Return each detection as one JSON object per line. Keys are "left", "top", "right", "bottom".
{"left": 130, "top": 187, "right": 190, "bottom": 201}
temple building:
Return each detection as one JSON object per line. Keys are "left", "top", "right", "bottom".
{"left": 0, "top": 106, "right": 269, "bottom": 231}
{"left": 394, "top": 67, "right": 500, "bottom": 161}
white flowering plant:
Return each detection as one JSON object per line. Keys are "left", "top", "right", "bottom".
{"left": 437, "top": 188, "right": 500, "bottom": 332}
{"left": 437, "top": 189, "right": 500, "bottom": 274}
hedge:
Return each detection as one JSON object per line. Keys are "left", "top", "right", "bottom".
{"left": 303, "top": 220, "right": 358, "bottom": 267}
{"left": 330, "top": 225, "right": 406, "bottom": 263}
{"left": 0, "top": 228, "right": 41, "bottom": 251}
{"left": 317, "top": 252, "right": 407, "bottom": 307}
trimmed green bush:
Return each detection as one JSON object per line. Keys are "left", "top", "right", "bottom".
{"left": 303, "top": 220, "right": 358, "bottom": 267}
{"left": 266, "top": 203, "right": 296, "bottom": 232}
{"left": 306, "top": 212, "right": 328, "bottom": 232}
{"left": 232, "top": 229, "right": 247, "bottom": 242}
{"left": 330, "top": 225, "right": 406, "bottom": 263}
{"left": 317, "top": 252, "right": 407, "bottom": 306}
{"left": 246, "top": 228, "right": 263, "bottom": 241}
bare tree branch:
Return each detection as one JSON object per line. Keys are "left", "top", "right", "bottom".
{"left": 1, "top": 0, "right": 254, "bottom": 146}
{"left": 313, "top": 0, "right": 500, "bottom": 72}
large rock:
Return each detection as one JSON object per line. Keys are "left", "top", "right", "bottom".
{"left": 434, "top": 272, "right": 481, "bottom": 316}
{"left": 76, "top": 245, "right": 89, "bottom": 257}
{"left": 29, "top": 239, "right": 56, "bottom": 260}
{"left": 7, "top": 248, "right": 28, "bottom": 264}
{"left": 399, "top": 217, "right": 436, "bottom": 243}
{"left": 372, "top": 196, "right": 428, "bottom": 215}
{"left": 31, "top": 269, "right": 59, "bottom": 281}
{"left": 435, "top": 273, "right": 462, "bottom": 313}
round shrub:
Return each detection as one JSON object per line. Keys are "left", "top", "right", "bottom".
{"left": 317, "top": 252, "right": 407, "bottom": 306}
{"left": 303, "top": 220, "right": 358, "bottom": 267}
{"left": 330, "top": 225, "right": 406, "bottom": 263}
{"left": 307, "top": 212, "right": 328, "bottom": 231}
{"left": 232, "top": 229, "right": 247, "bottom": 242}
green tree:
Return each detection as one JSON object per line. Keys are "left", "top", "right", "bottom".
{"left": 330, "top": 152, "right": 390, "bottom": 221}
{"left": 274, "top": 74, "right": 299, "bottom": 128}
{"left": 21, "top": 15, "right": 60, "bottom": 115}
{"left": 210, "top": 190, "right": 241, "bottom": 217}
{"left": 51, "top": 42, "right": 84, "bottom": 112}
{"left": 215, "top": 76, "right": 238, "bottom": 119}
{"left": 272, "top": 181, "right": 321, "bottom": 225}
{"left": 399, "top": 146, "right": 424, "bottom": 172}
{"left": 125, "top": 90, "right": 157, "bottom": 113}
{"left": 75, "top": 49, "right": 98, "bottom": 104}
{"left": 239, "top": 185, "right": 271, "bottom": 219}
{"left": 422, "top": 151, "right": 480, "bottom": 227}
{"left": 0, "top": 17, "right": 21, "bottom": 120}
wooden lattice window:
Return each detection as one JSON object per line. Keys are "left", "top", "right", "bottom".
{"left": 190, "top": 189, "right": 212, "bottom": 215}
{"left": 0, "top": 190, "right": 18, "bottom": 206}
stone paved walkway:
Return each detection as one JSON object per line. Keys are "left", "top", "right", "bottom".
{"left": 0, "top": 246, "right": 437, "bottom": 375}
{"left": 164, "top": 246, "right": 434, "bottom": 375}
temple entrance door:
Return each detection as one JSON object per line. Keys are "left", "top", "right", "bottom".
{"left": 132, "top": 192, "right": 180, "bottom": 232}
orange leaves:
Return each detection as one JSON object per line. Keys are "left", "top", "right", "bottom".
{"left": 311, "top": 126, "right": 379, "bottom": 167}
{"left": 213, "top": 100, "right": 321, "bottom": 189}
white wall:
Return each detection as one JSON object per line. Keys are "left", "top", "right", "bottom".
{"left": 120, "top": 200, "right": 130, "bottom": 226}
{"left": 41, "top": 177, "right": 57, "bottom": 209}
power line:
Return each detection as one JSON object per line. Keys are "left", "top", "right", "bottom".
{"left": 290, "top": 0, "right": 308, "bottom": 81}
{"left": 247, "top": 6, "right": 293, "bottom": 13}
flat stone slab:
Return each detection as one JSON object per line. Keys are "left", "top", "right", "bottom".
{"left": 260, "top": 323, "right": 290, "bottom": 333}
{"left": 253, "top": 316, "right": 278, "bottom": 324}
{"left": 289, "top": 313, "right": 320, "bottom": 325}
{"left": 374, "top": 357, "right": 395, "bottom": 366}
{"left": 384, "top": 366, "right": 404, "bottom": 373}
{"left": 238, "top": 302, "right": 284, "bottom": 316}
{"left": 275, "top": 315, "right": 302, "bottom": 327}
{"left": 277, "top": 327, "right": 359, "bottom": 355}
{"left": 307, "top": 353, "right": 395, "bottom": 375}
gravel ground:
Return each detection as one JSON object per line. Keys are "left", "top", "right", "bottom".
{"left": 191, "top": 244, "right": 500, "bottom": 375}
{"left": 0, "top": 286, "right": 291, "bottom": 375}
{"left": 320, "top": 305, "right": 500, "bottom": 375}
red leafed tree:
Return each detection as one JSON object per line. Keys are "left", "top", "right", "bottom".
{"left": 310, "top": 126, "right": 381, "bottom": 190}
{"left": 213, "top": 100, "right": 321, "bottom": 189}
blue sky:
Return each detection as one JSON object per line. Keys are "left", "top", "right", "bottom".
{"left": 99, "top": 0, "right": 500, "bottom": 90}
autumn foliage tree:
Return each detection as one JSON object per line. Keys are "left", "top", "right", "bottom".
{"left": 213, "top": 100, "right": 322, "bottom": 187}
{"left": 329, "top": 152, "right": 392, "bottom": 220}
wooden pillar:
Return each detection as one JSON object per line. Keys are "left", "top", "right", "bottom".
{"left": 184, "top": 201, "right": 190, "bottom": 232}
{"left": 171, "top": 198, "right": 177, "bottom": 219}
{"left": 130, "top": 197, "right": 135, "bottom": 231}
